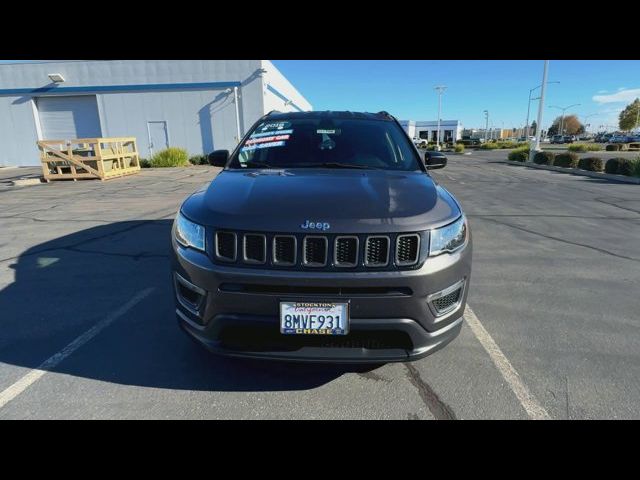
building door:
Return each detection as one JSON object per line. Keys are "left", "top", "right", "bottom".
{"left": 147, "top": 121, "right": 169, "bottom": 156}
{"left": 36, "top": 95, "right": 102, "bottom": 140}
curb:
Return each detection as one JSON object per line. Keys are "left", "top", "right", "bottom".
{"left": 503, "top": 160, "right": 640, "bottom": 184}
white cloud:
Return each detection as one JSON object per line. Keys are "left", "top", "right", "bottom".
{"left": 597, "top": 89, "right": 608, "bottom": 94}
{"left": 593, "top": 88, "right": 640, "bottom": 104}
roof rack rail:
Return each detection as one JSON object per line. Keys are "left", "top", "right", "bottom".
{"left": 377, "top": 111, "right": 395, "bottom": 119}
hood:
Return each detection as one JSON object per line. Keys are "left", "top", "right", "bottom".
{"left": 181, "top": 169, "right": 460, "bottom": 234}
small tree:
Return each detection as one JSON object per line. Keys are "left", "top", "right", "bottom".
{"left": 619, "top": 98, "right": 640, "bottom": 131}
{"left": 548, "top": 115, "right": 584, "bottom": 136}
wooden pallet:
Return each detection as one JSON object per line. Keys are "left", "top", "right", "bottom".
{"left": 37, "top": 137, "right": 141, "bottom": 182}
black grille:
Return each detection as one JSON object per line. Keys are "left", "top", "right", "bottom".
{"left": 243, "top": 234, "right": 266, "bottom": 264}
{"left": 215, "top": 232, "right": 236, "bottom": 261}
{"left": 273, "top": 236, "right": 296, "bottom": 265}
{"left": 396, "top": 234, "right": 420, "bottom": 266}
{"left": 335, "top": 237, "right": 358, "bottom": 267}
{"left": 432, "top": 288, "right": 462, "bottom": 314}
{"left": 303, "top": 236, "right": 328, "bottom": 266}
{"left": 365, "top": 236, "right": 389, "bottom": 266}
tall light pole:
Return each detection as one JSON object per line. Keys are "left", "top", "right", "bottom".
{"left": 483, "top": 110, "right": 489, "bottom": 141}
{"left": 526, "top": 81, "right": 559, "bottom": 139}
{"left": 434, "top": 85, "right": 447, "bottom": 150}
{"left": 530, "top": 60, "right": 549, "bottom": 162}
{"left": 549, "top": 103, "right": 581, "bottom": 136}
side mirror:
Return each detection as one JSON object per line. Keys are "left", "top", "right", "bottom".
{"left": 208, "top": 149, "right": 229, "bottom": 167}
{"left": 424, "top": 152, "right": 447, "bottom": 170}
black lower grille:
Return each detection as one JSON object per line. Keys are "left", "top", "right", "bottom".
{"left": 219, "top": 327, "right": 413, "bottom": 352}
{"left": 303, "top": 236, "right": 327, "bottom": 266}
{"left": 365, "top": 236, "right": 389, "bottom": 266}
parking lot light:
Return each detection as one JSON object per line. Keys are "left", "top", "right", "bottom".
{"left": 530, "top": 60, "right": 549, "bottom": 162}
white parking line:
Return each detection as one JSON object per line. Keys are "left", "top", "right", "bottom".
{"left": 0, "top": 288, "right": 154, "bottom": 411}
{"left": 463, "top": 306, "right": 551, "bottom": 420}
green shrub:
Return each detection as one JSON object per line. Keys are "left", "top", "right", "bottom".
{"left": 605, "top": 158, "right": 626, "bottom": 174}
{"left": 498, "top": 141, "right": 520, "bottom": 149}
{"left": 629, "top": 158, "right": 640, "bottom": 177}
{"left": 568, "top": 144, "right": 588, "bottom": 153}
{"left": 554, "top": 152, "right": 579, "bottom": 168}
{"left": 508, "top": 146, "right": 529, "bottom": 162}
{"left": 189, "top": 154, "right": 209, "bottom": 165}
{"left": 150, "top": 147, "right": 189, "bottom": 168}
{"left": 586, "top": 143, "right": 602, "bottom": 151}
{"left": 480, "top": 142, "right": 499, "bottom": 150}
{"left": 454, "top": 144, "right": 465, "bottom": 153}
{"left": 140, "top": 158, "right": 151, "bottom": 168}
{"left": 617, "top": 158, "right": 633, "bottom": 176}
{"left": 606, "top": 144, "right": 621, "bottom": 151}
{"left": 577, "top": 157, "right": 603, "bottom": 172}
{"left": 533, "top": 151, "right": 555, "bottom": 165}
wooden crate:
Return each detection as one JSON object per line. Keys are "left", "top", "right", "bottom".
{"left": 37, "top": 137, "right": 141, "bottom": 182}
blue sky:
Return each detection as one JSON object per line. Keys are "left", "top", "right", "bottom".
{"left": 272, "top": 60, "right": 640, "bottom": 132}
{"left": 3, "top": 60, "right": 638, "bottom": 131}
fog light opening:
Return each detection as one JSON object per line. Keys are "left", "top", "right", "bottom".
{"left": 427, "top": 279, "right": 465, "bottom": 317}
{"left": 174, "top": 272, "right": 206, "bottom": 316}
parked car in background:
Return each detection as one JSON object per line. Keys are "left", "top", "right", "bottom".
{"left": 610, "top": 134, "right": 629, "bottom": 143}
{"left": 413, "top": 138, "right": 428, "bottom": 148}
{"left": 551, "top": 135, "right": 565, "bottom": 144}
{"left": 626, "top": 134, "right": 640, "bottom": 143}
{"left": 563, "top": 135, "right": 576, "bottom": 143}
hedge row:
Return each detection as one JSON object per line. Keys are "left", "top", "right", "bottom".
{"left": 530, "top": 151, "right": 603, "bottom": 171}
{"left": 604, "top": 158, "right": 640, "bottom": 176}
{"left": 568, "top": 143, "right": 602, "bottom": 153}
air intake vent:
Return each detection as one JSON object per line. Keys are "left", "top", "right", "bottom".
{"left": 335, "top": 236, "right": 358, "bottom": 267}
{"left": 364, "top": 236, "right": 390, "bottom": 267}
{"left": 396, "top": 234, "right": 420, "bottom": 266}
{"left": 303, "top": 236, "right": 328, "bottom": 267}
{"left": 428, "top": 279, "right": 465, "bottom": 317}
{"left": 273, "top": 235, "right": 296, "bottom": 266}
{"left": 215, "top": 231, "right": 237, "bottom": 262}
{"left": 243, "top": 234, "right": 266, "bottom": 264}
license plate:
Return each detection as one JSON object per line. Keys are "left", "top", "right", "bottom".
{"left": 280, "top": 301, "right": 349, "bottom": 335}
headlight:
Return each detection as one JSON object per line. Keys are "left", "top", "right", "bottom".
{"left": 175, "top": 212, "right": 206, "bottom": 252}
{"left": 429, "top": 215, "right": 467, "bottom": 256}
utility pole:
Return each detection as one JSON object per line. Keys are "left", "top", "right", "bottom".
{"left": 434, "top": 85, "right": 447, "bottom": 150}
{"left": 483, "top": 110, "right": 489, "bottom": 142}
{"left": 530, "top": 60, "right": 549, "bottom": 162}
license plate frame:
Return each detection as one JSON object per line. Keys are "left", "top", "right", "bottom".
{"left": 279, "top": 301, "right": 350, "bottom": 335}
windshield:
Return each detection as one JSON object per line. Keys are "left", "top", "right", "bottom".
{"left": 228, "top": 117, "right": 422, "bottom": 171}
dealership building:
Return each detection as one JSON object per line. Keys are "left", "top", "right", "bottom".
{"left": 0, "top": 60, "right": 312, "bottom": 167}
{"left": 400, "top": 120, "right": 463, "bottom": 143}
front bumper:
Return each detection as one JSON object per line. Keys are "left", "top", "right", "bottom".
{"left": 171, "top": 236, "right": 471, "bottom": 363}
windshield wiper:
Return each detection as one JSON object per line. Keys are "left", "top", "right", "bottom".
{"left": 296, "top": 162, "right": 380, "bottom": 170}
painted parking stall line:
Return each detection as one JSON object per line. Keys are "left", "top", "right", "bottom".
{"left": 0, "top": 288, "right": 155, "bottom": 411}
{"left": 463, "top": 306, "right": 551, "bottom": 420}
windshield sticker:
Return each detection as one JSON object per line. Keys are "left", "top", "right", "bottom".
{"left": 241, "top": 140, "right": 286, "bottom": 152}
{"left": 255, "top": 121, "right": 292, "bottom": 132}
{"left": 250, "top": 129, "right": 294, "bottom": 139}
{"left": 317, "top": 129, "right": 341, "bottom": 135}
{"left": 245, "top": 134, "right": 290, "bottom": 145}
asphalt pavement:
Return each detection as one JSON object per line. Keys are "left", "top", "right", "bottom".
{"left": 0, "top": 153, "right": 639, "bottom": 419}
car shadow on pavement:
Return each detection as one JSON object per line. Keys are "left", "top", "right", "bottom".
{"left": 0, "top": 220, "right": 377, "bottom": 393}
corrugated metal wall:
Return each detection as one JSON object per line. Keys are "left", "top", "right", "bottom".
{"left": 0, "top": 60, "right": 312, "bottom": 166}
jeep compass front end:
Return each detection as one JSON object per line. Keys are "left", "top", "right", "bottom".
{"left": 171, "top": 111, "right": 471, "bottom": 363}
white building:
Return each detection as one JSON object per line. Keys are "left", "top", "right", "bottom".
{"left": 400, "top": 119, "right": 463, "bottom": 142}
{"left": 0, "top": 60, "right": 312, "bottom": 166}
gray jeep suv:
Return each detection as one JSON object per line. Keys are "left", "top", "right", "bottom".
{"left": 171, "top": 111, "right": 471, "bottom": 363}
